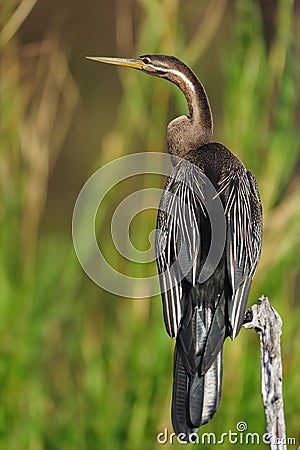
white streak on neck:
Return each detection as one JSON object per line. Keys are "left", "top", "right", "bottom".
{"left": 166, "top": 68, "right": 195, "bottom": 92}
{"left": 148, "top": 65, "right": 195, "bottom": 93}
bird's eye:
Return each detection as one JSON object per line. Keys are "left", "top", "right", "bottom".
{"left": 141, "top": 57, "right": 151, "bottom": 65}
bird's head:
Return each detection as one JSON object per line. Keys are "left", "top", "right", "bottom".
{"left": 87, "top": 53, "right": 213, "bottom": 149}
{"left": 86, "top": 54, "right": 188, "bottom": 80}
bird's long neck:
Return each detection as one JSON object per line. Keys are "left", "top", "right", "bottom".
{"left": 166, "top": 64, "right": 213, "bottom": 157}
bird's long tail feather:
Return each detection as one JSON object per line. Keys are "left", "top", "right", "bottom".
{"left": 171, "top": 344, "right": 223, "bottom": 441}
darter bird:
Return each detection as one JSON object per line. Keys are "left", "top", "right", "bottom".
{"left": 87, "top": 54, "right": 262, "bottom": 441}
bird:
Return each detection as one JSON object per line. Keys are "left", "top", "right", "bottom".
{"left": 87, "top": 54, "right": 262, "bottom": 441}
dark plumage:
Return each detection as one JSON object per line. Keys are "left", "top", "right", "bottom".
{"left": 156, "top": 141, "right": 262, "bottom": 439}
{"left": 151, "top": 55, "right": 262, "bottom": 440}
{"left": 88, "top": 53, "right": 262, "bottom": 441}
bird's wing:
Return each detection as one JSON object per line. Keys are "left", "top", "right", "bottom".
{"left": 221, "top": 169, "right": 262, "bottom": 339}
{"left": 155, "top": 160, "right": 206, "bottom": 338}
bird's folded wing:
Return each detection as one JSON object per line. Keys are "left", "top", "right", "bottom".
{"left": 155, "top": 160, "right": 206, "bottom": 337}
{"left": 221, "top": 170, "right": 262, "bottom": 339}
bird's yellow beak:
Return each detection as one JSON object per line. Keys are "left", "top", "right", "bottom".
{"left": 86, "top": 56, "right": 143, "bottom": 70}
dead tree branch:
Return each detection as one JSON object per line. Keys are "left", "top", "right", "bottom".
{"left": 243, "top": 295, "right": 286, "bottom": 450}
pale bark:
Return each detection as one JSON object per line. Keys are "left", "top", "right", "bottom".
{"left": 243, "top": 295, "right": 286, "bottom": 450}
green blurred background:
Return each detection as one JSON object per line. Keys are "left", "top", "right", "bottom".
{"left": 1, "top": 0, "right": 300, "bottom": 449}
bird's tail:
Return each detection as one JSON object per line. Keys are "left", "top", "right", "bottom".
{"left": 171, "top": 343, "right": 223, "bottom": 442}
